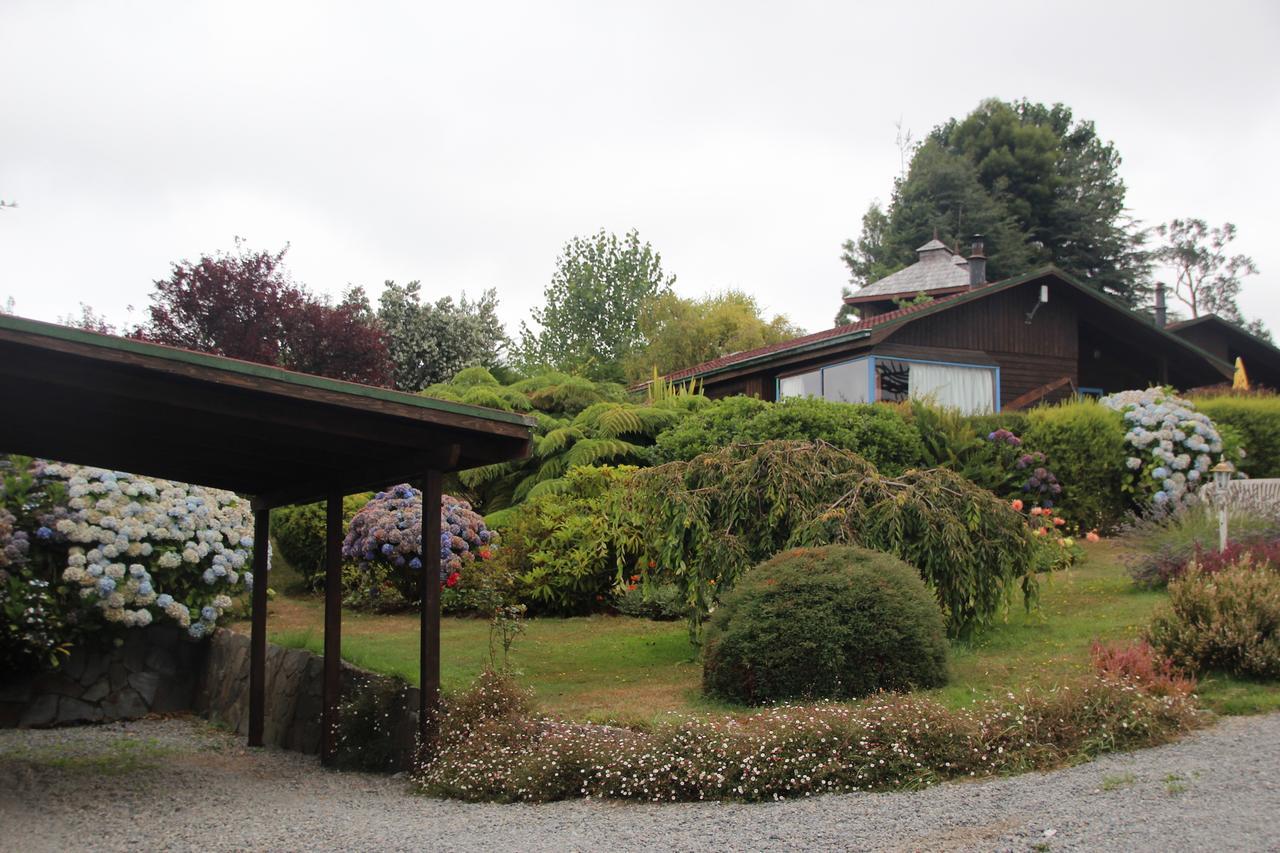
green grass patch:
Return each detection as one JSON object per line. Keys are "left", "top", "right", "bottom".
{"left": 1101, "top": 772, "right": 1136, "bottom": 791}
{"left": 247, "top": 539, "right": 1280, "bottom": 722}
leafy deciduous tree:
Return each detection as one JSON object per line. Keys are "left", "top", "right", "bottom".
{"left": 1154, "top": 219, "right": 1267, "bottom": 339}
{"left": 515, "top": 229, "right": 675, "bottom": 383}
{"left": 377, "top": 281, "right": 507, "bottom": 392}
{"left": 626, "top": 290, "right": 804, "bottom": 381}
{"left": 136, "top": 241, "right": 393, "bottom": 385}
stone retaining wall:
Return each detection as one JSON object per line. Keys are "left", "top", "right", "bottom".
{"left": 194, "top": 629, "right": 422, "bottom": 769}
{"left": 0, "top": 626, "right": 206, "bottom": 728}
{"left": 1, "top": 626, "right": 422, "bottom": 770}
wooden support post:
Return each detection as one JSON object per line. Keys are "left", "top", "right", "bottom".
{"left": 419, "top": 471, "right": 443, "bottom": 750}
{"left": 320, "top": 492, "right": 343, "bottom": 766}
{"left": 248, "top": 504, "right": 270, "bottom": 747}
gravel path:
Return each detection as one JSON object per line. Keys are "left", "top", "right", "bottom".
{"left": 2, "top": 713, "right": 1278, "bottom": 852}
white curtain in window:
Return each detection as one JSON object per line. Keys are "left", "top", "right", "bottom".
{"left": 907, "top": 363, "right": 995, "bottom": 414}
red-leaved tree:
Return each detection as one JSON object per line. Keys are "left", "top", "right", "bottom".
{"left": 135, "top": 241, "right": 393, "bottom": 386}
{"left": 285, "top": 288, "right": 392, "bottom": 387}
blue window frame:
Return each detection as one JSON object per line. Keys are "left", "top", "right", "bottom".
{"left": 777, "top": 354, "right": 1001, "bottom": 413}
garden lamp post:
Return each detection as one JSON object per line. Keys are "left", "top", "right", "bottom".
{"left": 1211, "top": 459, "right": 1235, "bottom": 552}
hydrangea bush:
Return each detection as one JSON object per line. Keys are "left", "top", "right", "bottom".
{"left": 1101, "top": 388, "right": 1226, "bottom": 511}
{"left": 45, "top": 462, "right": 254, "bottom": 637}
{"left": 0, "top": 457, "right": 255, "bottom": 670}
{"left": 984, "top": 428, "right": 1063, "bottom": 507}
{"left": 342, "top": 485, "right": 499, "bottom": 604}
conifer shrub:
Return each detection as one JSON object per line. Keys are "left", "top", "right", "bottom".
{"left": 701, "top": 545, "right": 949, "bottom": 704}
{"left": 651, "top": 396, "right": 924, "bottom": 475}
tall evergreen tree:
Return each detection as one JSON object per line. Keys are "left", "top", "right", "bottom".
{"left": 840, "top": 99, "right": 1149, "bottom": 323}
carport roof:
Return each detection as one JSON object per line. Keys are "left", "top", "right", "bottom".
{"left": 0, "top": 314, "right": 535, "bottom": 507}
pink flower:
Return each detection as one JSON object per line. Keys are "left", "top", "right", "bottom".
{"left": 1010, "top": 499, "right": 1024, "bottom": 512}
{"left": 1086, "top": 530, "right": 1101, "bottom": 543}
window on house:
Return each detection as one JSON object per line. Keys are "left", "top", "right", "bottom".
{"left": 778, "top": 369, "right": 822, "bottom": 400}
{"left": 778, "top": 358, "right": 872, "bottom": 403}
{"left": 821, "top": 359, "right": 870, "bottom": 403}
{"left": 876, "top": 358, "right": 995, "bottom": 414}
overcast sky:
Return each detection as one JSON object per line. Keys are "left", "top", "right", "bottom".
{"left": 2, "top": 0, "right": 1278, "bottom": 340}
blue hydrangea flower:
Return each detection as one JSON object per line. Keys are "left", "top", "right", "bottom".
{"left": 35, "top": 526, "right": 53, "bottom": 540}
{"left": 409, "top": 557, "right": 422, "bottom": 570}
{"left": 202, "top": 568, "right": 217, "bottom": 584}
{"left": 157, "top": 594, "right": 174, "bottom": 609}
{"left": 138, "top": 582, "right": 153, "bottom": 597}
{"left": 97, "top": 577, "right": 116, "bottom": 595}
{"left": 201, "top": 606, "right": 218, "bottom": 622}
{"left": 189, "top": 623, "right": 207, "bottom": 639}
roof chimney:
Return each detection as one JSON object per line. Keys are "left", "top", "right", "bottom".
{"left": 967, "top": 235, "right": 986, "bottom": 288}
{"left": 1154, "top": 282, "right": 1167, "bottom": 328}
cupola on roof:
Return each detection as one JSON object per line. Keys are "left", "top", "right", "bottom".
{"left": 846, "top": 236, "right": 972, "bottom": 300}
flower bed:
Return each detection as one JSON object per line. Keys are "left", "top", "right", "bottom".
{"left": 414, "top": 663, "right": 1203, "bottom": 803}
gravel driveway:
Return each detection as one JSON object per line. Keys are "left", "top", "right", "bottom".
{"left": 2, "top": 713, "right": 1278, "bottom": 852}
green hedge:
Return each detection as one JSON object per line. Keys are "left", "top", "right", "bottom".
{"left": 651, "top": 396, "right": 924, "bottom": 475}
{"left": 271, "top": 494, "right": 371, "bottom": 589}
{"left": 1195, "top": 395, "right": 1280, "bottom": 479}
{"left": 702, "top": 545, "right": 949, "bottom": 704}
{"left": 1024, "top": 400, "right": 1129, "bottom": 530}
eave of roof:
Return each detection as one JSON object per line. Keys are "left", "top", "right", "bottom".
{"left": 1168, "top": 314, "right": 1280, "bottom": 359}
{"left": 658, "top": 266, "right": 1234, "bottom": 384}
{"left": 0, "top": 313, "right": 536, "bottom": 429}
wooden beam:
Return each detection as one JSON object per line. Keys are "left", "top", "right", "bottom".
{"left": 255, "top": 446, "right": 461, "bottom": 510}
{"left": 321, "top": 491, "right": 343, "bottom": 766}
{"left": 1004, "top": 375, "right": 1076, "bottom": 411}
{"left": 247, "top": 507, "right": 270, "bottom": 748}
{"left": 419, "top": 470, "right": 444, "bottom": 752}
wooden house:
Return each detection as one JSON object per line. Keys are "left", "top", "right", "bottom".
{"left": 656, "top": 239, "right": 1232, "bottom": 413}
{"left": 1166, "top": 314, "right": 1280, "bottom": 390}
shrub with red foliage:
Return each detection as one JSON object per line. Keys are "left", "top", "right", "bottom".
{"left": 135, "top": 241, "right": 393, "bottom": 386}
{"left": 1192, "top": 539, "right": 1280, "bottom": 576}
{"left": 1090, "top": 640, "right": 1196, "bottom": 698}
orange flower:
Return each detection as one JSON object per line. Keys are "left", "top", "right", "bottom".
{"left": 1034, "top": 527, "right": 1047, "bottom": 536}
{"left": 1010, "top": 499, "right": 1024, "bottom": 512}
{"left": 1086, "top": 530, "right": 1101, "bottom": 543}
{"left": 627, "top": 583, "right": 638, "bottom": 591}
{"left": 1053, "top": 517, "right": 1066, "bottom": 527}
{"left": 708, "top": 579, "right": 716, "bottom": 585}
{"left": 1030, "top": 507, "right": 1044, "bottom": 516}
{"left": 630, "top": 574, "right": 640, "bottom": 582}
{"left": 647, "top": 560, "right": 657, "bottom": 569}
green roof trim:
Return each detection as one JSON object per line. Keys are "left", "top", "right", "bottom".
{"left": 0, "top": 313, "right": 536, "bottom": 428}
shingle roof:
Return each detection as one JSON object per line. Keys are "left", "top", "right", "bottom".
{"left": 845, "top": 238, "right": 971, "bottom": 300}
{"left": 661, "top": 293, "right": 962, "bottom": 383}
{"left": 652, "top": 266, "right": 1235, "bottom": 387}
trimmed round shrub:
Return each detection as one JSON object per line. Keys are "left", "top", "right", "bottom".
{"left": 702, "top": 545, "right": 948, "bottom": 704}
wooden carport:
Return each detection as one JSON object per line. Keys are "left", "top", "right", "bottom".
{"left": 0, "top": 314, "right": 534, "bottom": 761}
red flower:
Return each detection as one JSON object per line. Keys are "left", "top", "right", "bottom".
{"left": 445, "top": 571, "right": 460, "bottom": 588}
{"left": 647, "top": 560, "right": 657, "bottom": 569}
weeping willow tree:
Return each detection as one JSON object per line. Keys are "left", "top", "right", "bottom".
{"left": 419, "top": 367, "right": 707, "bottom": 522}
{"left": 608, "top": 440, "right": 1044, "bottom": 640}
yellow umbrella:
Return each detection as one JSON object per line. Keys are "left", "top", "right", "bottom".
{"left": 1233, "top": 357, "right": 1250, "bottom": 391}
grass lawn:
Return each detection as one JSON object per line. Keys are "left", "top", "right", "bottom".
{"left": 235, "top": 540, "right": 1280, "bottom": 723}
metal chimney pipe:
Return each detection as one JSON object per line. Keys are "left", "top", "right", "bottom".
{"left": 968, "top": 235, "right": 986, "bottom": 287}
{"left": 1154, "top": 282, "right": 1167, "bottom": 328}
